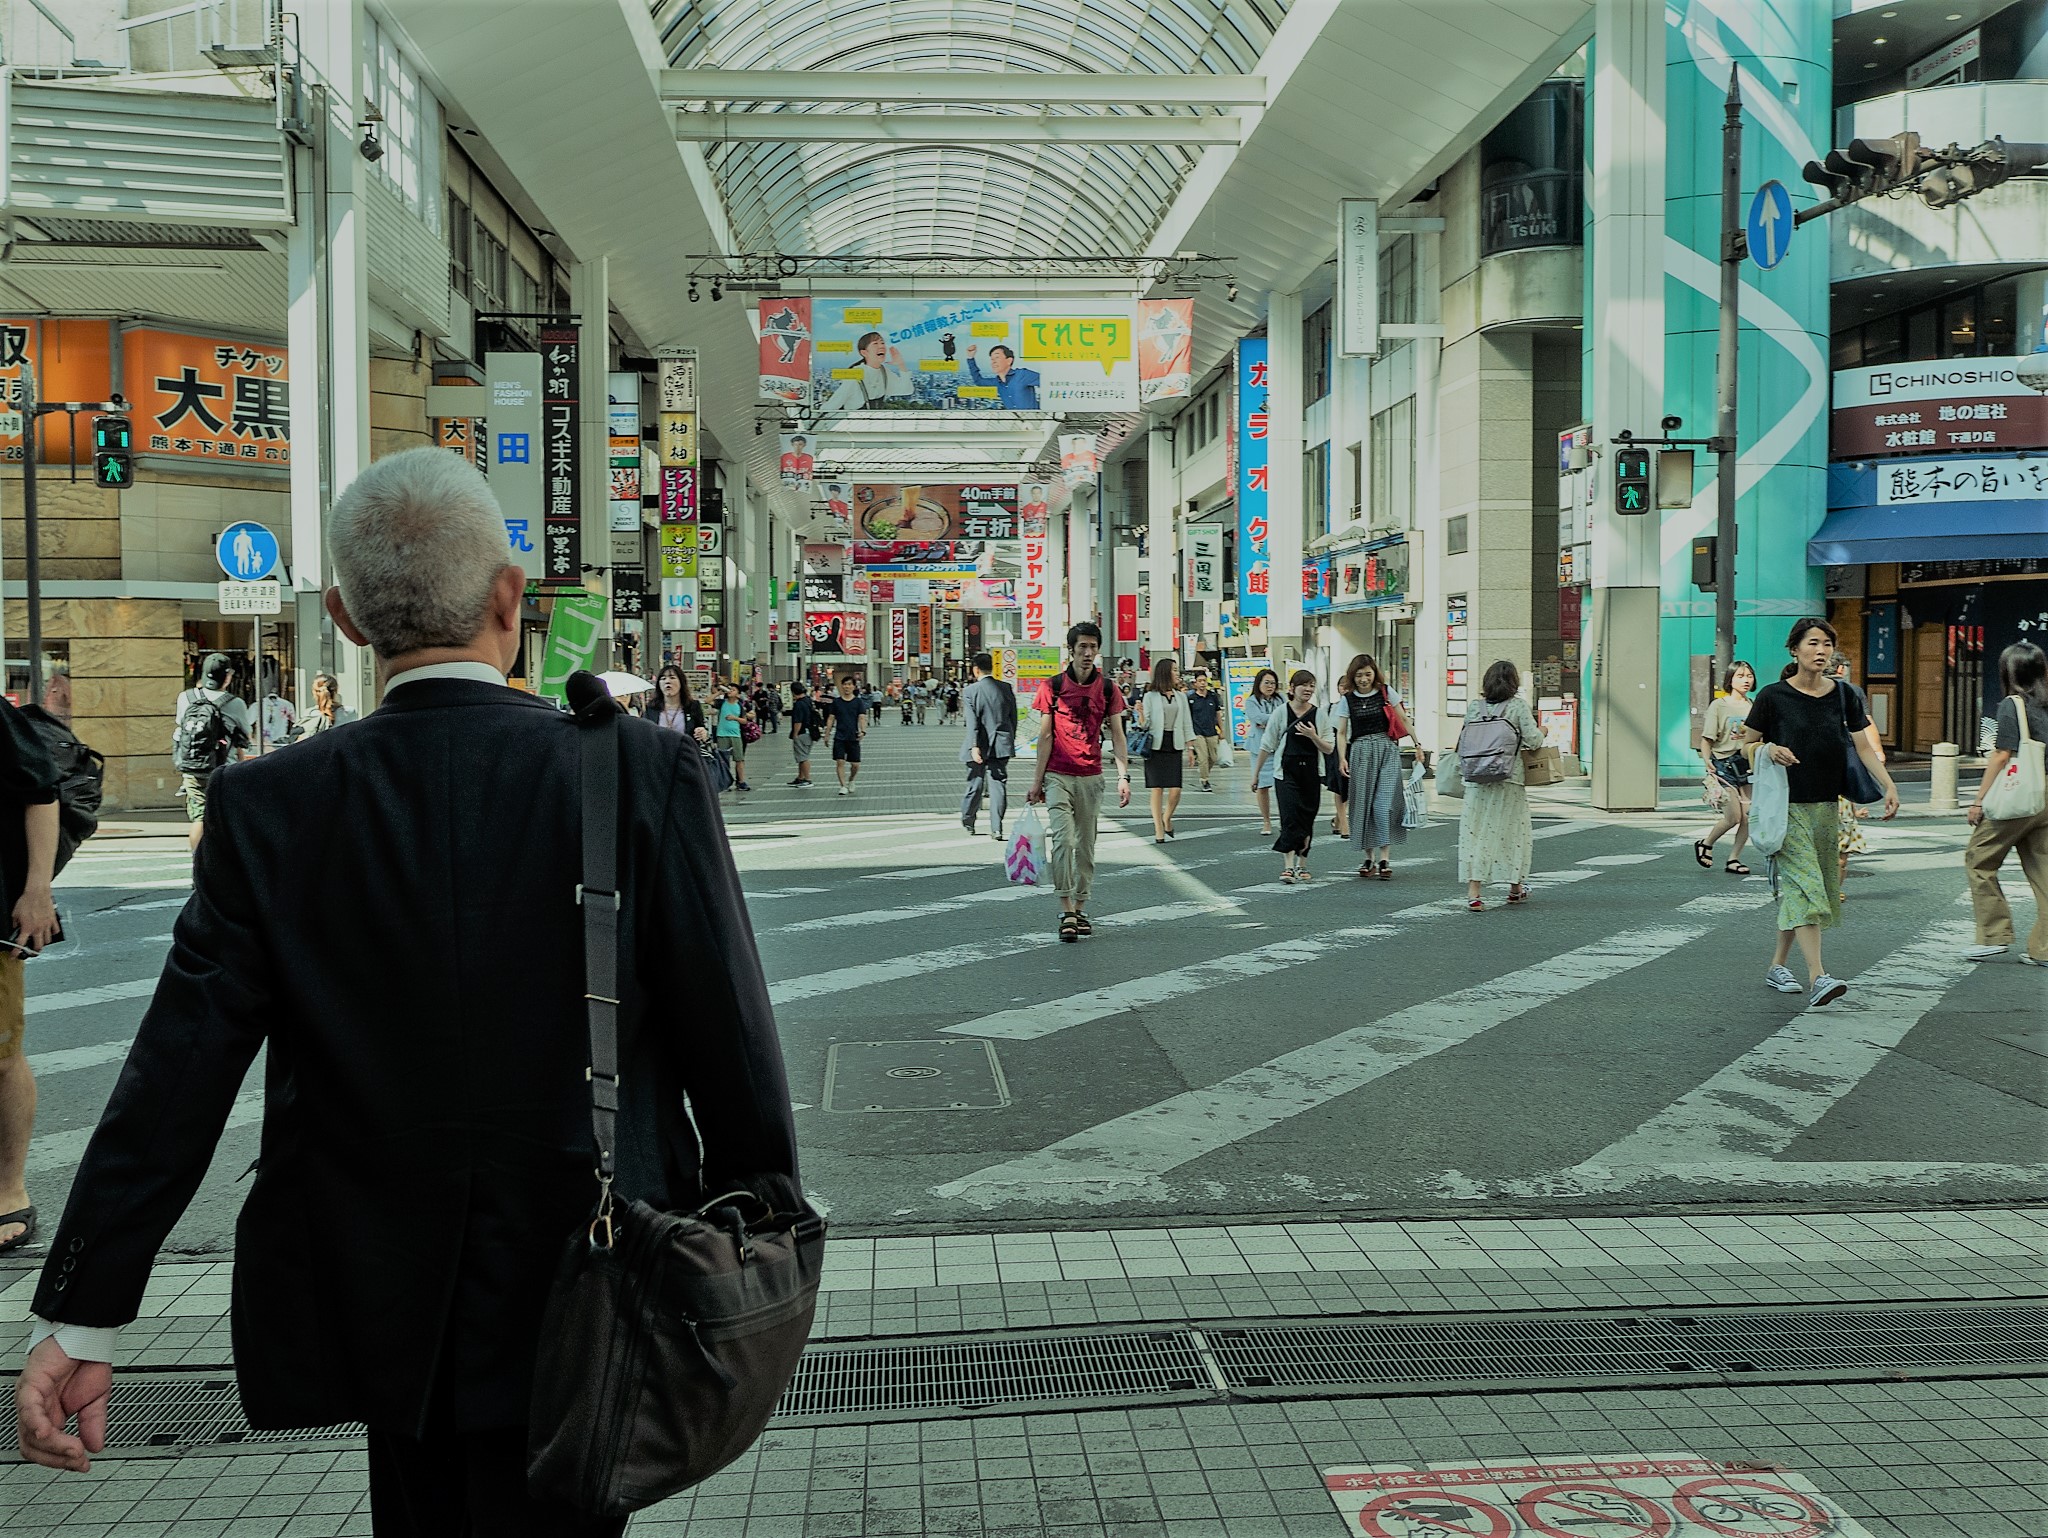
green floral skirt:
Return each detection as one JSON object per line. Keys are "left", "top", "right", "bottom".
{"left": 1777, "top": 799, "right": 1842, "bottom": 932}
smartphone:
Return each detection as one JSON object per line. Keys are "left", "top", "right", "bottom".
{"left": 0, "top": 916, "right": 64, "bottom": 959}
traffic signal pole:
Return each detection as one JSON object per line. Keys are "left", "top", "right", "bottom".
{"left": 1713, "top": 69, "right": 1742, "bottom": 692}
{"left": 19, "top": 368, "right": 44, "bottom": 709}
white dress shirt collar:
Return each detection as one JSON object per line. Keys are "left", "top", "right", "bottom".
{"left": 381, "top": 660, "right": 509, "bottom": 694}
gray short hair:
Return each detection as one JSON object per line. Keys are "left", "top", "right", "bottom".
{"left": 330, "top": 447, "right": 513, "bottom": 657}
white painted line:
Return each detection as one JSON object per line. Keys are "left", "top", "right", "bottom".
{"left": 99, "top": 898, "right": 191, "bottom": 913}
{"left": 28, "top": 1088, "right": 263, "bottom": 1175}
{"left": 1678, "top": 891, "right": 1772, "bottom": 914}
{"left": 26, "top": 977, "right": 159, "bottom": 1016}
{"left": 750, "top": 886, "right": 831, "bottom": 900}
{"left": 935, "top": 922, "right": 1707, "bottom": 1207}
{"left": 1574, "top": 920, "right": 1982, "bottom": 1179}
{"left": 865, "top": 865, "right": 982, "bottom": 881}
{"left": 1530, "top": 820, "right": 1602, "bottom": 841}
{"left": 30, "top": 1037, "right": 134, "bottom": 1075}
{"left": 759, "top": 856, "right": 1236, "bottom": 937}
{"left": 769, "top": 898, "right": 1243, "bottom": 1006}
{"left": 36, "top": 933, "right": 175, "bottom": 966}
{"left": 949, "top": 925, "right": 1399, "bottom": 1041}
{"left": 1576, "top": 853, "right": 1663, "bottom": 866}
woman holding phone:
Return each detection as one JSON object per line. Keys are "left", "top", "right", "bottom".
{"left": 1253, "top": 670, "right": 1334, "bottom": 884}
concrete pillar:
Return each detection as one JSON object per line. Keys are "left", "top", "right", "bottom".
{"left": 1146, "top": 421, "right": 1175, "bottom": 658}
{"left": 1265, "top": 290, "right": 1304, "bottom": 662}
{"left": 1413, "top": 337, "right": 1446, "bottom": 756}
{"left": 287, "top": 0, "right": 371, "bottom": 712}
{"left": 1586, "top": 0, "right": 1665, "bottom": 810}
{"left": 1044, "top": 502, "right": 1068, "bottom": 644}
{"left": 1067, "top": 485, "right": 1095, "bottom": 634}
{"left": 571, "top": 257, "right": 609, "bottom": 625}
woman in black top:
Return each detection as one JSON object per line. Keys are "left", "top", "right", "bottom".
{"left": 1741, "top": 617, "right": 1898, "bottom": 1008}
{"left": 1336, "top": 654, "right": 1410, "bottom": 879}
{"left": 650, "top": 665, "right": 707, "bottom": 740}
{"left": 1251, "top": 670, "right": 1334, "bottom": 884}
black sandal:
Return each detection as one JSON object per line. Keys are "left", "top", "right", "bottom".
{"left": 1377, "top": 861, "right": 1392, "bottom": 880}
{"left": 1725, "top": 860, "right": 1751, "bottom": 876}
{"left": 1058, "top": 913, "right": 1079, "bottom": 943}
{"left": 1694, "top": 838, "right": 1714, "bottom": 868}
{"left": 0, "top": 1204, "right": 37, "bottom": 1256}
{"left": 1072, "top": 911, "right": 1094, "bottom": 937}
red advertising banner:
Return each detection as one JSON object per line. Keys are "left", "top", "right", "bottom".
{"left": 1115, "top": 592, "right": 1139, "bottom": 643}
{"left": 917, "top": 605, "right": 933, "bottom": 661}
{"left": 756, "top": 296, "right": 811, "bottom": 407}
{"left": 660, "top": 465, "right": 698, "bottom": 522}
{"left": 804, "top": 609, "right": 869, "bottom": 656}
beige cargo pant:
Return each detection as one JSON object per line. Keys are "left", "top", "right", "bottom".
{"left": 1045, "top": 772, "right": 1105, "bottom": 911}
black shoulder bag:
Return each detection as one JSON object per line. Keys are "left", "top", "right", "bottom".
{"left": 527, "top": 674, "right": 827, "bottom": 1520}
{"left": 1838, "top": 681, "right": 1886, "bottom": 806}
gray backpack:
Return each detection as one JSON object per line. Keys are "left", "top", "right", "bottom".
{"left": 1456, "top": 710, "right": 1521, "bottom": 784}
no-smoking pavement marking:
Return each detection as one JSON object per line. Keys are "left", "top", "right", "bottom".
{"left": 1324, "top": 1456, "right": 1876, "bottom": 1538}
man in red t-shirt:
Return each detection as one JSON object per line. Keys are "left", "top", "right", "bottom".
{"left": 1026, "top": 621, "right": 1130, "bottom": 941}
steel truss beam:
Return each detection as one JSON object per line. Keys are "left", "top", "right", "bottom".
{"left": 658, "top": 69, "right": 1265, "bottom": 107}
{"left": 670, "top": 109, "right": 1243, "bottom": 146}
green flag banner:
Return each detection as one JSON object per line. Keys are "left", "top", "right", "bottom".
{"left": 537, "top": 590, "right": 609, "bottom": 702}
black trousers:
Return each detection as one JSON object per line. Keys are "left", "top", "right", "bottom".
{"left": 367, "top": 1422, "right": 628, "bottom": 1538}
{"left": 1273, "top": 753, "right": 1321, "bottom": 856}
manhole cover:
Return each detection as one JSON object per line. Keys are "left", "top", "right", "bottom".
{"left": 823, "top": 1039, "right": 1009, "bottom": 1112}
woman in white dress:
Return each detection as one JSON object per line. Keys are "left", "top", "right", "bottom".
{"left": 1457, "top": 659, "right": 1545, "bottom": 911}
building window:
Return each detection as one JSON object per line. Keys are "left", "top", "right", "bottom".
{"left": 471, "top": 226, "right": 510, "bottom": 311}
{"left": 1303, "top": 304, "right": 1332, "bottom": 404}
{"left": 1304, "top": 442, "right": 1330, "bottom": 536}
{"left": 362, "top": 14, "right": 441, "bottom": 227}
{"left": 1368, "top": 398, "right": 1415, "bottom": 531}
{"left": 1378, "top": 232, "right": 1416, "bottom": 333}
{"left": 1479, "top": 79, "right": 1584, "bottom": 256}
{"left": 1446, "top": 514, "right": 1470, "bottom": 555}
{"left": 1831, "top": 274, "right": 2029, "bottom": 368}
{"left": 446, "top": 192, "right": 471, "bottom": 296}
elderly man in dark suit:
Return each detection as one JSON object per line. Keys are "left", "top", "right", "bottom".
{"left": 960, "top": 649, "right": 1019, "bottom": 841}
{"left": 15, "top": 447, "right": 800, "bottom": 1537}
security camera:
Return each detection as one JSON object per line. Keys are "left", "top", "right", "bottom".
{"left": 1226, "top": 281, "right": 1238, "bottom": 303}
{"left": 358, "top": 125, "right": 383, "bottom": 162}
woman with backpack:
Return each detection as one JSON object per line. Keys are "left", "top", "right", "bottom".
{"left": 1252, "top": 669, "right": 1334, "bottom": 884}
{"left": 1740, "top": 617, "right": 1899, "bottom": 1008}
{"left": 1457, "top": 660, "right": 1546, "bottom": 911}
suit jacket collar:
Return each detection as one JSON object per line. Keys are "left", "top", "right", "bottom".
{"left": 374, "top": 678, "right": 561, "bottom": 716}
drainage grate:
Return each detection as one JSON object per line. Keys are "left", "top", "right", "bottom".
{"left": 778, "top": 1328, "right": 1208, "bottom": 1418}
{"left": 6, "top": 1301, "right": 2041, "bottom": 1454}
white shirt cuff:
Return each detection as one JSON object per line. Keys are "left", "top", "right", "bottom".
{"left": 27, "top": 1316, "right": 121, "bottom": 1365}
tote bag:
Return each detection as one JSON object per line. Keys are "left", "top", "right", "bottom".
{"left": 1983, "top": 699, "right": 2047, "bottom": 821}
{"left": 1749, "top": 750, "right": 1790, "bottom": 859}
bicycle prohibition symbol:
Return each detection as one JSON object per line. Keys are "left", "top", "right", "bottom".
{"left": 1673, "top": 1476, "right": 1837, "bottom": 1538}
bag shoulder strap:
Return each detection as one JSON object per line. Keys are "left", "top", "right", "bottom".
{"left": 578, "top": 702, "right": 623, "bottom": 1235}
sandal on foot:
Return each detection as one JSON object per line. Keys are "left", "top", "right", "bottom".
{"left": 0, "top": 1205, "right": 37, "bottom": 1255}
{"left": 1724, "top": 860, "right": 1751, "bottom": 875}
{"left": 1467, "top": 897, "right": 1486, "bottom": 912}
{"left": 1693, "top": 838, "right": 1714, "bottom": 868}
{"left": 1058, "top": 913, "right": 1080, "bottom": 943}
{"left": 1357, "top": 863, "right": 1374, "bottom": 879}
{"left": 1506, "top": 885, "right": 1530, "bottom": 904}
{"left": 1072, "top": 911, "right": 1094, "bottom": 937}
{"left": 1279, "top": 871, "right": 1297, "bottom": 885}
{"left": 1377, "top": 861, "right": 1392, "bottom": 880}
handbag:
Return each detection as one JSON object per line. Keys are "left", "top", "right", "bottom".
{"left": 1838, "top": 683, "right": 1885, "bottom": 806}
{"left": 527, "top": 676, "right": 827, "bottom": 1519}
{"left": 702, "top": 743, "right": 734, "bottom": 793}
{"left": 1384, "top": 697, "right": 1411, "bottom": 743}
{"left": 1749, "top": 748, "right": 1790, "bottom": 858}
{"left": 1983, "top": 698, "right": 2047, "bottom": 821}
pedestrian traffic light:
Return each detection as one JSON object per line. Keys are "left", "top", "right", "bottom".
{"left": 1692, "top": 535, "right": 1718, "bottom": 592}
{"left": 92, "top": 414, "right": 133, "bottom": 490}
{"left": 1614, "top": 446, "right": 1651, "bottom": 515}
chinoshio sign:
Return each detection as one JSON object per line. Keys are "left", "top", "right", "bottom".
{"left": 1831, "top": 356, "right": 2048, "bottom": 458}
{"left": 1323, "top": 1456, "right": 1874, "bottom": 1538}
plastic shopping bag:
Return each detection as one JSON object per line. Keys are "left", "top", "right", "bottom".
{"left": 1005, "top": 809, "right": 1044, "bottom": 886}
{"left": 1748, "top": 748, "right": 1789, "bottom": 859}
{"left": 1402, "top": 761, "right": 1428, "bottom": 829}
{"left": 1215, "top": 736, "right": 1235, "bottom": 768}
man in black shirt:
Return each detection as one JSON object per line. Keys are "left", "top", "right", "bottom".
{"left": 828, "top": 676, "right": 869, "bottom": 796}
{"left": 0, "top": 698, "right": 61, "bottom": 1254}
{"left": 787, "top": 682, "right": 826, "bottom": 788}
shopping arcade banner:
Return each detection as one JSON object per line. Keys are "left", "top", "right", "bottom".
{"left": 1137, "top": 298, "right": 1194, "bottom": 403}
{"left": 1059, "top": 433, "right": 1098, "bottom": 490}
{"left": 779, "top": 431, "right": 815, "bottom": 489}
{"left": 852, "top": 540, "right": 990, "bottom": 578}
{"left": 757, "top": 296, "right": 1140, "bottom": 412}
{"left": 1236, "top": 337, "right": 1270, "bottom": 618}
{"left": 850, "top": 483, "right": 1018, "bottom": 542}
{"left": 803, "top": 608, "right": 869, "bottom": 655}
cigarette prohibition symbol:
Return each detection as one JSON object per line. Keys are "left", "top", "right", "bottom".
{"left": 1516, "top": 1482, "right": 1675, "bottom": 1538}
{"left": 1352, "top": 1490, "right": 1513, "bottom": 1538}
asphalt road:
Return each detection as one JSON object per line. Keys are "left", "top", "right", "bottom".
{"left": 14, "top": 724, "right": 2043, "bottom": 1258}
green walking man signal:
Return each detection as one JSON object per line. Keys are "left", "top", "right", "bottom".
{"left": 92, "top": 414, "right": 133, "bottom": 490}
{"left": 1614, "top": 445, "right": 1651, "bottom": 515}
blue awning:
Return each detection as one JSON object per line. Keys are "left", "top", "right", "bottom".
{"left": 1811, "top": 459, "right": 2048, "bottom": 565}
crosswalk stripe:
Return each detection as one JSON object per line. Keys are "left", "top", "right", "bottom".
{"left": 28, "top": 1088, "right": 263, "bottom": 1174}
{"left": 761, "top": 856, "right": 1237, "bottom": 937}
{"left": 30, "top": 1038, "right": 134, "bottom": 1075}
{"left": 948, "top": 925, "right": 1399, "bottom": 1041}
{"left": 1678, "top": 891, "right": 1772, "bottom": 914}
{"left": 26, "top": 977, "right": 159, "bottom": 1016}
{"left": 768, "top": 898, "right": 1242, "bottom": 1006}
{"left": 1571, "top": 919, "right": 1982, "bottom": 1179}
{"left": 935, "top": 922, "right": 1708, "bottom": 1207}
{"left": 37, "top": 933, "right": 175, "bottom": 965}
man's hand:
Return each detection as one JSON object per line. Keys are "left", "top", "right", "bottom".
{"left": 970, "top": 746, "right": 983, "bottom": 765}
{"left": 1117, "top": 772, "right": 1132, "bottom": 809}
{"left": 1967, "top": 801, "right": 1986, "bottom": 827}
{"left": 16, "top": 1337, "right": 111, "bottom": 1472}
{"left": 1027, "top": 779, "right": 1047, "bottom": 806}
{"left": 11, "top": 882, "right": 58, "bottom": 953}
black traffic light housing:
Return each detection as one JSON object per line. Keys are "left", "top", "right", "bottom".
{"left": 1614, "top": 445, "right": 1651, "bottom": 515}
{"left": 1692, "top": 535, "right": 1719, "bottom": 592}
{"left": 92, "top": 414, "right": 134, "bottom": 490}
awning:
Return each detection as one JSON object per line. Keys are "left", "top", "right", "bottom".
{"left": 1810, "top": 459, "right": 2048, "bottom": 565}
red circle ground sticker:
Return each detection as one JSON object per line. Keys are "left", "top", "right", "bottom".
{"left": 1674, "top": 1476, "right": 1835, "bottom": 1538}
{"left": 1516, "top": 1481, "right": 1676, "bottom": 1538}
{"left": 1353, "top": 1489, "right": 1514, "bottom": 1538}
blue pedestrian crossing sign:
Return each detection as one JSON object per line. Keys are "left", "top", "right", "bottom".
{"left": 1746, "top": 180, "right": 1795, "bottom": 271}
{"left": 217, "top": 521, "right": 280, "bottom": 582}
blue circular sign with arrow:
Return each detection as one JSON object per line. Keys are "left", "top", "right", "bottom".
{"left": 217, "top": 521, "right": 280, "bottom": 582}
{"left": 1746, "top": 180, "right": 1795, "bottom": 271}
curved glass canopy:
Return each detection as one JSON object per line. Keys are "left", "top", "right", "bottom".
{"left": 650, "top": 0, "right": 1291, "bottom": 259}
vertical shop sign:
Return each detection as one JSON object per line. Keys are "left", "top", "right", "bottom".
{"left": 659, "top": 400, "right": 698, "bottom": 524}
{"left": 657, "top": 346, "right": 698, "bottom": 411}
{"left": 1236, "top": 337, "right": 1270, "bottom": 618}
{"left": 608, "top": 371, "right": 642, "bottom": 535}
{"left": 1186, "top": 524, "right": 1222, "bottom": 599}
{"left": 1022, "top": 529, "right": 1048, "bottom": 643}
{"left": 756, "top": 297, "right": 812, "bottom": 406}
{"left": 1137, "top": 298, "right": 1194, "bottom": 403}
{"left": 435, "top": 413, "right": 486, "bottom": 473}
{"left": 486, "top": 350, "right": 545, "bottom": 578}
{"left": 890, "top": 608, "right": 909, "bottom": 664}
{"left": 538, "top": 326, "right": 580, "bottom": 583}
{"left": 1337, "top": 200, "right": 1378, "bottom": 356}
{"left": 659, "top": 524, "right": 697, "bottom": 579}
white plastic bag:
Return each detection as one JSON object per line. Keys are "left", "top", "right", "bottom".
{"left": 1214, "top": 735, "right": 1235, "bottom": 768}
{"left": 1983, "top": 701, "right": 2046, "bottom": 821}
{"left": 1005, "top": 809, "right": 1045, "bottom": 886}
{"left": 1749, "top": 748, "right": 1789, "bottom": 859}
{"left": 1402, "top": 761, "right": 1428, "bottom": 829}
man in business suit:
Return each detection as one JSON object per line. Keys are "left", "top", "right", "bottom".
{"left": 15, "top": 448, "right": 801, "bottom": 1537}
{"left": 960, "top": 650, "right": 1018, "bottom": 841}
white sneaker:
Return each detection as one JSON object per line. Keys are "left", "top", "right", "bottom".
{"left": 1808, "top": 974, "right": 1847, "bottom": 1008}
{"left": 1964, "top": 944, "right": 2009, "bottom": 961}
{"left": 837, "top": 785, "right": 848, "bottom": 796}
{"left": 1763, "top": 965, "right": 1801, "bottom": 994}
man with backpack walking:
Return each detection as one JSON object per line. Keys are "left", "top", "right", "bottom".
{"left": 1025, "top": 622, "right": 1131, "bottom": 942}
{"left": 172, "top": 654, "right": 252, "bottom": 851}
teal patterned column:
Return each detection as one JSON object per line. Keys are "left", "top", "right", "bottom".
{"left": 1658, "top": 0, "right": 1833, "bottom": 771}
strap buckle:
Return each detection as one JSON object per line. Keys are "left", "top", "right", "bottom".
{"left": 588, "top": 1174, "right": 617, "bottom": 1251}
{"left": 576, "top": 885, "right": 619, "bottom": 909}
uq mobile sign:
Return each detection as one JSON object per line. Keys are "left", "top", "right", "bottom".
{"left": 757, "top": 297, "right": 1193, "bottom": 412}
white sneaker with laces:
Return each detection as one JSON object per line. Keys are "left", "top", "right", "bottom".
{"left": 837, "top": 785, "right": 848, "bottom": 796}
{"left": 1965, "top": 944, "right": 2009, "bottom": 961}
{"left": 1808, "top": 974, "right": 1848, "bottom": 1008}
{"left": 1763, "top": 965, "right": 1801, "bottom": 994}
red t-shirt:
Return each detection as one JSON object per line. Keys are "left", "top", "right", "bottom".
{"left": 1034, "top": 667, "right": 1126, "bottom": 778}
